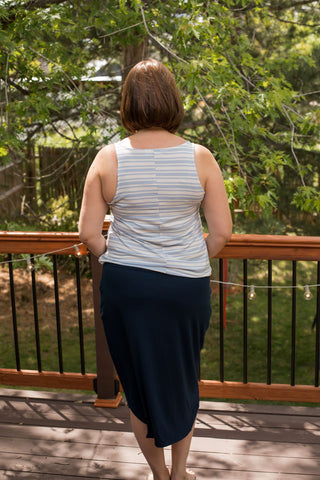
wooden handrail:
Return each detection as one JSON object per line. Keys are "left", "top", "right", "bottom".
{"left": 0, "top": 231, "right": 88, "bottom": 255}
{"left": 217, "top": 233, "right": 320, "bottom": 261}
{"left": 1, "top": 228, "right": 319, "bottom": 260}
{"left": 0, "top": 221, "right": 110, "bottom": 255}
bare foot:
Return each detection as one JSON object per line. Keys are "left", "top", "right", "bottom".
{"left": 170, "top": 469, "right": 196, "bottom": 480}
{"left": 185, "top": 470, "right": 196, "bottom": 480}
{"left": 146, "top": 467, "right": 171, "bottom": 480}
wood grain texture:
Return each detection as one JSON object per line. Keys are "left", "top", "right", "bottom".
{"left": 0, "top": 388, "right": 320, "bottom": 480}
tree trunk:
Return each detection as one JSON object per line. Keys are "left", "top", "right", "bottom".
{"left": 121, "top": 38, "right": 149, "bottom": 81}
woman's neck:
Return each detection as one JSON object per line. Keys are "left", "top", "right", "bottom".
{"left": 128, "top": 128, "right": 185, "bottom": 149}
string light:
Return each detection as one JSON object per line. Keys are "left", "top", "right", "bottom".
{"left": 210, "top": 280, "right": 318, "bottom": 301}
{"left": 0, "top": 237, "right": 319, "bottom": 299}
{"left": 248, "top": 285, "right": 256, "bottom": 300}
{"left": 26, "top": 257, "right": 34, "bottom": 272}
{"left": 210, "top": 279, "right": 319, "bottom": 290}
{"left": 0, "top": 239, "right": 94, "bottom": 267}
{"left": 304, "top": 285, "right": 313, "bottom": 300}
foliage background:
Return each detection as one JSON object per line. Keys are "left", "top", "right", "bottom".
{"left": 0, "top": 0, "right": 319, "bottom": 234}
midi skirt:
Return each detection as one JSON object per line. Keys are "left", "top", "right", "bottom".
{"left": 100, "top": 262, "right": 211, "bottom": 448}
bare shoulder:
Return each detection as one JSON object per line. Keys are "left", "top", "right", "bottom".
{"left": 194, "top": 143, "right": 221, "bottom": 175}
{"left": 86, "top": 144, "right": 116, "bottom": 182}
{"left": 93, "top": 144, "right": 116, "bottom": 166}
{"left": 98, "top": 143, "right": 116, "bottom": 156}
{"left": 194, "top": 143, "right": 212, "bottom": 157}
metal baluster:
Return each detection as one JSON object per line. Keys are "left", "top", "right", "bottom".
{"left": 243, "top": 259, "right": 248, "bottom": 384}
{"left": 53, "top": 255, "right": 63, "bottom": 373}
{"left": 30, "top": 254, "right": 41, "bottom": 372}
{"left": 75, "top": 255, "right": 85, "bottom": 375}
{"left": 267, "top": 260, "right": 272, "bottom": 385}
{"left": 219, "top": 258, "right": 224, "bottom": 382}
{"left": 8, "top": 254, "right": 20, "bottom": 371}
{"left": 315, "top": 261, "right": 320, "bottom": 387}
{"left": 291, "top": 261, "right": 296, "bottom": 386}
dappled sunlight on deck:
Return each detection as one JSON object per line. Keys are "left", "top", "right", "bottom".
{"left": 0, "top": 389, "right": 319, "bottom": 479}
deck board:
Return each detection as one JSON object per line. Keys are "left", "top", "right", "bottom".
{"left": 0, "top": 388, "right": 319, "bottom": 479}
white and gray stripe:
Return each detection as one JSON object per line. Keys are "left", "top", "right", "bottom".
{"left": 98, "top": 138, "right": 211, "bottom": 278}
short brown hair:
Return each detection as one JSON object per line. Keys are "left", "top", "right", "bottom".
{"left": 120, "top": 59, "right": 184, "bottom": 133}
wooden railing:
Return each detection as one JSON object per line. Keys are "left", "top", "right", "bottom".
{"left": 0, "top": 223, "right": 122, "bottom": 408}
{"left": 0, "top": 226, "right": 319, "bottom": 405}
{"left": 202, "top": 234, "right": 320, "bottom": 403}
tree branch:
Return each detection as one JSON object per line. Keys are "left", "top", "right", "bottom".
{"left": 267, "top": 13, "right": 320, "bottom": 27}
{"left": 0, "top": 77, "right": 30, "bottom": 96}
{"left": 281, "top": 103, "right": 306, "bottom": 187}
{"left": 266, "top": 0, "right": 319, "bottom": 11}
{"left": 140, "top": 4, "right": 187, "bottom": 64}
{"left": 23, "top": 0, "right": 67, "bottom": 8}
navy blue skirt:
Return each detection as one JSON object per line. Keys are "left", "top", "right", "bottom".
{"left": 100, "top": 262, "right": 211, "bottom": 448}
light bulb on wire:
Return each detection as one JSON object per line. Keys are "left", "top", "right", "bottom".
{"left": 304, "top": 285, "right": 312, "bottom": 301}
{"left": 27, "top": 257, "right": 34, "bottom": 271}
{"left": 248, "top": 285, "right": 256, "bottom": 300}
{"left": 74, "top": 245, "right": 81, "bottom": 256}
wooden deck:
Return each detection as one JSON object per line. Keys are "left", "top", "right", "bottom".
{"left": 0, "top": 388, "right": 319, "bottom": 479}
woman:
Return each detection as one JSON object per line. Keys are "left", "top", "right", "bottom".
{"left": 79, "top": 59, "right": 232, "bottom": 480}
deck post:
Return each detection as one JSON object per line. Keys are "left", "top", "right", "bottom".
{"left": 90, "top": 252, "right": 121, "bottom": 408}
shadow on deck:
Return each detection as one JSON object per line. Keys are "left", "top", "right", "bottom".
{"left": 0, "top": 388, "right": 319, "bottom": 479}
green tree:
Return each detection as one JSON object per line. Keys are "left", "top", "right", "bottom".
{"left": 1, "top": 0, "right": 319, "bottom": 231}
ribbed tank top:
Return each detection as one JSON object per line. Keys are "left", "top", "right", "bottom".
{"left": 98, "top": 138, "right": 211, "bottom": 278}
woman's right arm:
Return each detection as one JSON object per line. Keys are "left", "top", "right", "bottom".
{"left": 78, "top": 145, "right": 116, "bottom": 258}
{"left": 196, "top": 145, "right": 233, "bottom": 258}
{"left": 78, "top": 158, "right": 108, "bottom": 258}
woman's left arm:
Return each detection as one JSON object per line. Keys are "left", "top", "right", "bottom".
{"left": 78, "top": 159, "right": 108, "bottom": 258}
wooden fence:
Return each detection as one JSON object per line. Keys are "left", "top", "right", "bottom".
{"left": 0, "top": 161, "right": 23, "bottom": 216}
{"left": 0, "top": 145, "right": 97, "bottom": 218}
{"left": 38, "top": 146, "right": 97, "bottom": 210}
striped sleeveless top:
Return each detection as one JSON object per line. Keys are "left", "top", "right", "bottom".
{"left": 98, "top": 138, "right": 211, "bottom": 278}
